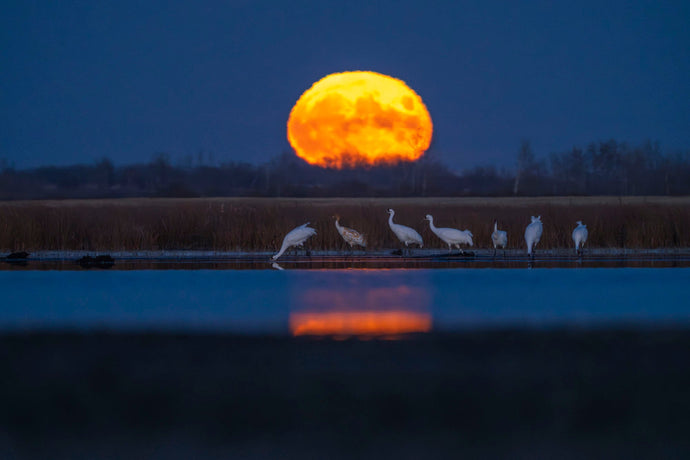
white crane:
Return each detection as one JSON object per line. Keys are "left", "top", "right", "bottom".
{"left": 387, "top": 208, "right": 423, "bottom": 254}
{"left": 491, "top": 220, "right": 508, "bottom": 256}
{"left": 572, "top": 221, "right": 588, "bottom": 256}
{"left": 425, "top": 214, "right": 473, "bottom": 254}
{"left": 272, "top": 223, "right": 317, "bottom": 260}
{"left": 334, "top": 216, "right": 366, "bottom": 249}
{"left": 524, "top": 215, "right": 543, "bottom": 258}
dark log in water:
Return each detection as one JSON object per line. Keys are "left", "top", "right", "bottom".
{"left": 76, "top": 254, "right": 115, "bottom": 268}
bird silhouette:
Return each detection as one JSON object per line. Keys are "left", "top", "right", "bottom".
{"left": 272, "top": 223, "right": 317, "bottom": 260}
{"left": 425, "top": 214, "right": 473, "bottom": 254}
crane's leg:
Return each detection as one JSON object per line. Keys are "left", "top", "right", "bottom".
{"left": 300, "top": 243, "right": 311, "bottom": 258}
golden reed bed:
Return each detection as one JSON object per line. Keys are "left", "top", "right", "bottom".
{"left": 1, "top": 197, "right": 689, "bottom": 252}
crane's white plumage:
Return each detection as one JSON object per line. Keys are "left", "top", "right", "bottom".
{"left": 425, "top": 214, "right": 473, "bottom": 253}
{"left": 334, "top": 216, "right": 366, "bottom": 248}
{"left": 387, "top": 209, "right": 423, "bottom": 249}
{"left": 491, "top": 220, "right": 508, "bottom": 255}
{"left": 272, "top": 222, "right": 316, "bottom": 260}
{"left": 572, "top": 221, "right": 588, "bottom": 254}
{"left": 524, "top": 215, "right": 543, "bottom": 257}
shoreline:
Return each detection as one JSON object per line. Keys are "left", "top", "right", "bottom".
{"left": 4, "top": 247, "right": 690, "bottom": 260}
{"left": 3, "top": 248, "right": 690, "bottom": 270}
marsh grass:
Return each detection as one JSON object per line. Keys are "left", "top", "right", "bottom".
{"left": 1, "top": 197, "right": 689, "bottom": 252}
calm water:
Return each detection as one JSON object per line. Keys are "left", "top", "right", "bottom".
{"left": 1, "top": 267, "right": 689, "bottom": 333}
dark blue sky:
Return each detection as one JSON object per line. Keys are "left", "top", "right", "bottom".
{"left": 2, "top": 0, "right": 689, "bottom": 170}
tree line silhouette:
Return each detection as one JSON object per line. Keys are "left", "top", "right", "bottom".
{"left": 1, "top": 140, "right": 688, "bottom": 199}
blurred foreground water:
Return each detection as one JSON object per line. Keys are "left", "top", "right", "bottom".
{"left": 2, "top": 266, "right": 689, "bottom": 458}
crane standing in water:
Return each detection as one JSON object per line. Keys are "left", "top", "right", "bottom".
{"left": 524, "top": 216, "right": 543, "bottom": 259}
{"left": 272, "top": 223, "right": 317, "bottom": 260}
{"left": 572, "top": 221, "right": 588, "bottom": 256}
{"left": 425, "top": 214, "right": 473, "bottom": 254}
{"left": 491, "top": 220, "right": 508, "bottom": 257}
{"left": 387, "top": 209, "right": 423, "bottom": 255}
{"left": 334, "top": 216, "right": 366, "bottom": 249}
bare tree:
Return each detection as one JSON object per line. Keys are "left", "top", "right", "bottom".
{"left": 513, "top": 139, "right": 535, "bottom": 195}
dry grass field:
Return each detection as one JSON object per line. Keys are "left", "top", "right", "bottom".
{"left": 1, "top": 196, "right": 690, "bottom": 252}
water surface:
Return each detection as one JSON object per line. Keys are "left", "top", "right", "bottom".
{"left": 2, "top": 267, "right": 688, "bottom": 333}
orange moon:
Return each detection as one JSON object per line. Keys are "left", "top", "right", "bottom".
{"left": 287, "top": 71, "right": 433, "bottom": 168}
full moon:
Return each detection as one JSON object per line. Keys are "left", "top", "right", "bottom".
{"left": 287, "top": 71, "right": 433, "bottom": 168}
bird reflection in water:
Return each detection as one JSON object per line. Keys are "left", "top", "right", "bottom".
{"left": 290, "top": 281, "right": 431, "bottom": 339}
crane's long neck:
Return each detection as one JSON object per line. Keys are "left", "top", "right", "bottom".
{"left": 335, "top": 219, "right": 342, "bottom": 231}
{"left": 388, "top": 212, "right": 395, "bottom": 227}
{"left": 272, "top": 241, "right": 288, "bottom": 260}
{"left": 494, "top": 221, "right": 498, "bottom": 232}
{"left": 428, "top": 217, "right": 437, "bottom": 232}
